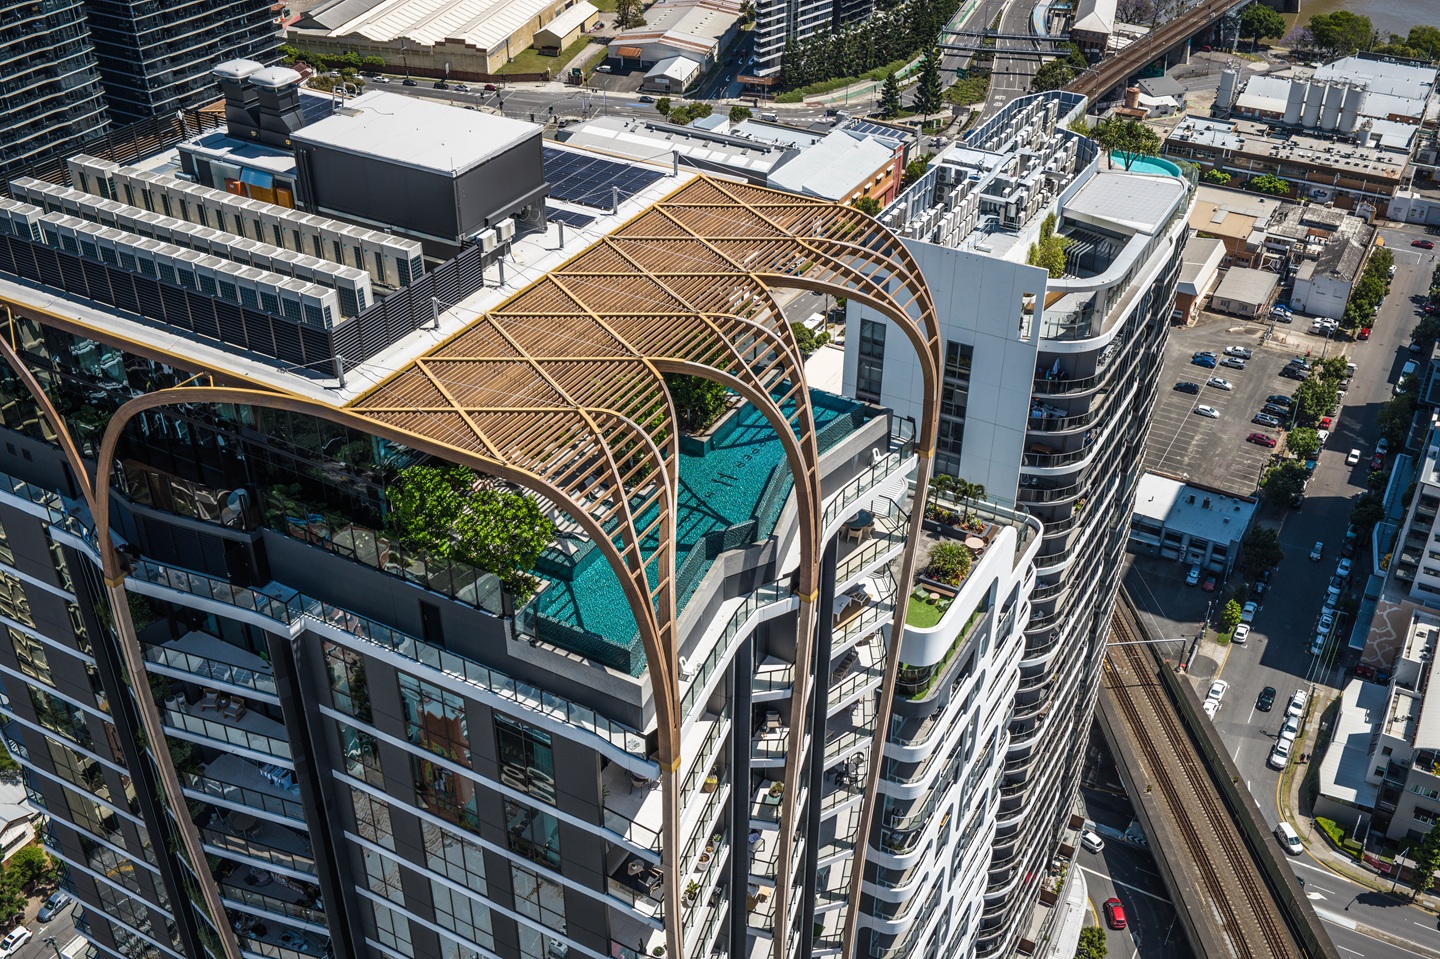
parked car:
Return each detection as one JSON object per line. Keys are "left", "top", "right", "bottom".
{"left": 1347, "top": 448, "right": 1362, "bottom": 465}
{"left": 1371, "top": 452, "right": 1385, "bottom": 470}
{"left": 1378, "top": 438, "right": 1390, "bottom": 455}
{"left": 1232, "top": 623, "right": 1251, "bottom": 644}
{"left": 1318, "top": 609, "right": 1336, "bottom": 634}
{"left": 1267, "top": 394, "right": 1295, "bottom": 408}
{"left": 1280, "top": 717, "right": 1300, "bottom": 743}
{"left": 1319, "top": 416, "right": 1333, "bottom": 430}
{"left": 1269, "top": 738, "right": 1292, "bottom": 769}
{"left": 1225, "top": 346, "right": 1253, "bottom": 359}
{"left": 1289, "top": 358, "right": 1313, "bottom": 371}
{"left": 1220, "top": 356, "right": 1246, "bottom": 370}
{"left": 1195, "top": 405, "right": 1220, "bottom": 419}
{"left": 1253, "top": 412, "right": 1281, "bottom": 427}
{"left": 1247, "top": 432, "right": 1277, "bottom": 447}
{"left": 1309, "top": 635, "right": 1327, "bottom": 655}
{"left": 1257, "top": 685, "right": 1276, "bottom": 711}
{"left": 637, "top": 95, "right": 654, "bottom": 103}
{"left": 1080, "top": 830, "right": 1105, "bottom": 853}
{"left": 1241, "top": 601, "right": 1258, "bottom": 623}
{"left": 1174, "top": 381, "right": 1200, "bottom": 394}
{"left": 1359, "top": 326, "right": 1372, "bottom": 340}
{"left": 1203, "top": 698, "right": 1220, "bottom": 719}
{"left": 1202, "top": 575, "right": 1217, "bottom": 592}
{"left": 1280, "top": 366, "right": 1307, "bottom": 380}
{"left": 402, "top": 77, "right": 418, "bottom": 85}
{"left": 1194, "top": 351, "right": 1217, "bottom": 358}
{"left": 1206, "top": 679, "right": 1229, "bottom": 703}
{"left": 0, "top": 928, "right": 31, "bottom": 958}
{"left": 1262, "top": 403, "right": 1290, "bottom": 417}
{"left": 1286, "top": 689, "right": 1308, "bottom": 718}
{"left": 1207, "top": 377, "right": 1233, "bottom": 391}
{"left": 1337, "top": 558, "right": 1352, "bottom": 578}
{"left": 1185, "top": 564, "right": 1201, "bottom": 586}
{"left": 1192, "top": 355, "right": 1218, "bottom": 368}
{"left": 1316, "top": 429, "right": 1330, "bottom": 446}
{"left": 38, "top": 890, "right": 72, "bottom": 921}
{"left": 1310, "top": 541, "right": 1323, "bottom": 561}
{"left": 1275, "top": 821, "right": 1304, "bottom": 856}
{"left": 1413, "top": 239, "right": 1435, "bottom": 249}
{"left": 1104, "top": 898, "right": 1127, "bottom": 930}
{"left": 1254, "top": 569, "right": 1272, "bottom": 595}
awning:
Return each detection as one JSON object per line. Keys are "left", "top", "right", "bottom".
{"left": 616, "top": 46, "right": 642, "bottom": 58}
{"left": 240, "top": 168, "right": 274, "bottom": 189}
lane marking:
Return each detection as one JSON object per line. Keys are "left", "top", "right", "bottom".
{"left": 1077, "top": 866, "right": 1174, "bottom": 905}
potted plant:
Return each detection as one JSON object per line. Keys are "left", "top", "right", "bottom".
{"left": 702, "top": 774, "right": 718, "bottom": 793}
{"left": 697, "top": 851, "right": 711, "bottom": 869}
{"left": 768, "top": 781, "right": 783, "bottom": 799}
{"left": 712, "top": 833, "right": 722, "bottom": 845}
{"left": 684, "top": 880, "right": 700, "bottom": 904}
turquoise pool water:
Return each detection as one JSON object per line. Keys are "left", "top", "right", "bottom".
{"left": 1111, "top": 152, "right": 1183, "bottom": 178}
{"left": 531, "top": 391, "right": 871, "bottom": 674}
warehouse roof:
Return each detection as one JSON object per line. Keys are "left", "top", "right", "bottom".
{"left": 1214, "top": 266, "right": 1279, "bottom": 304}
{"left": 294, "top": 0, "right": 563, "bottom": 52}
{"left": 538, "top": 0, "right": 597, "bottom": 37}
{"left": 1071, "top": 0, "right": 1115, "bottom": 34}
{"left": 766, "top": 129, "right": 894, "bottom": 201}
{"left": 290, "top": 91, "right": 539, "bottom": 176}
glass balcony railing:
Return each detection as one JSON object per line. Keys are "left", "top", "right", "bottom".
{"left": 180, "top": 772, "right": 307, "bottom": 824}
{"left": 163, "top": 708, "right": 292, "bottom": 761}
{"left": 145, "top": 645, "right": 277, "bottom": 697}
{"left": 131, "top": 559, "right": 650, "bottom": 763}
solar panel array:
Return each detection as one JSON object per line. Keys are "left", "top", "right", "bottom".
{"left": 542, "top": 147, "right": 666, "bottom": 210}
{"left": 842, "top": 119, "right": 908, "bottom": 143}
{"left": 546, "top": 207, "right": 596, "bottom": 228}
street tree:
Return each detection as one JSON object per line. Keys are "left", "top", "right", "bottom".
{"left": 728, "top": 105, "right": 752, "bottom": 123}
{"left": 1413, "top": 313, "right": 1440, "bottom": 351}
{"left": 1294, "top": 376, "right": 1339, "bottom": 422}
{"left": 1241, "top": 526, "right": 1285, "bottom": 571}
{"left": 1074, "top": 926, "right": 1108, "bottom": 959}
{"left": 1031, "top": 60, "right": 1075, "bottom": 92}
{"left": 1350, "top": 492, "right": 1384, "bottom": 531}
{"left": 879, "top": 71, "right": 902, "bottom": 118}
{"left": 1412, "top": 822, "right": 1440, "bottom": 896}
{"left": 1219, "top": 599, "right": 1243, "bottom": 633}
{"left": 1239, "top": 4, "right": 1286, "bottom": 49}
{"left": 655, "top": 96, "right": 671, "bottom": 117}
{"left": 789, "top": 321, "right": 831, "bottom": 357}
{"left": 1286, "top": 427, "right": 1320, "bottom": 460}
{"left": 853, "top": 195, "right": 882, "bottom": 215}
{"left": 1092, "top": 116, "right": 1161, "bottom": 170}
{"left": 1262, "top": 460, "right": 1309, "bottom": 505}
{"left": 913, "top": 49, "right": 944, "bottom": 124}
{"left": 1248, "top": 173, "right": 1291, "bottom": 196}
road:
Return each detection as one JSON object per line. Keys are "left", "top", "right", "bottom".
{"left": 1129, "top": 218, "right": 1440, "bottom": 958}
{"left": 11, "top": 899, "right": 78, "bottom": 959}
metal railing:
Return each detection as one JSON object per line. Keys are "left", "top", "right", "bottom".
{"left": 182, "top": 771, "right": 307, "bottom": 823}
{"left": 201, "top": 828, "right": 316, "bottom": 876}
{"left": 681, "top": 581, "right": 789, "bottom": 720}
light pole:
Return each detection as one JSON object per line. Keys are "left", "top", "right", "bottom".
{"left": 1392, "top": 846, "right": 1412, "bottom": 894}
{"left": 43, "top": 936, "right": 61, "bottom": 959}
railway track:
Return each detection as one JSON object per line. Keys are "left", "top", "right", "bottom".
{"left": 1068, "top": 0, "right": 1243, "bottom": 100}
{"left": 1105, "top": 605, "right": 1298, "bottom": 959}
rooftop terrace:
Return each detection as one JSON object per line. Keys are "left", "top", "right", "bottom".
{"left": 522, "top": 391, "right": 876, "bottom": 675}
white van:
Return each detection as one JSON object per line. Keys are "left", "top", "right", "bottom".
{"left": 1275, "top": 821, "right": 1303, "bottom": 856}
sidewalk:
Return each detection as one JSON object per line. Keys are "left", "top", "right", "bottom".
{"left": 1278, "top": 690, "right": 1440, "bottom": 919}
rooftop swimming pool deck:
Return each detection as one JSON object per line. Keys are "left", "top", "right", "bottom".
{"left": 525, "top": 391, "right": 876, "bottom": 675}
{"left": 1109, "top": 152, "right": 1183, "bottom": 177}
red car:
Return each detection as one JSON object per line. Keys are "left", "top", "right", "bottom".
{"left": 1247, "top": 432, "right": 1277, "bottom": 447}
{"left": 1359, "top": 326, "right": 1372, "bottom": 340}
{"left": 1319, "top": 416, "right": 1333, "bottom": 430}
{"left": 1104, "top": 897, "right": 1127, "bottom": 930}
{"left": 1371, "top": 453, "right": 1385, "bottom": 469}
{"left": 1414, "top": 239, "right": 1435, "bottom": 249}
{"left": 1202, "top": 575, "right": 1217, "bottom": 592}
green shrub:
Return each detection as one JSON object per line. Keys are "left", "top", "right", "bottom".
{"left": 925, "top": 541, "right": 973, "bottom": 585}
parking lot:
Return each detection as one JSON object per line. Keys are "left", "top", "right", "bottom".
{"left": 1145, "top": 310, "right": 1338, "bottom": 495}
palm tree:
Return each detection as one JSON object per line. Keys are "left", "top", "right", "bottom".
{"left": 929, "top": 473, "right": 955, "bottom": 513}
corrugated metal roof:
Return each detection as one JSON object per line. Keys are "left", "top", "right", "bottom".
{"left": 310, "top": 0, "right": 567, "bottom": 52}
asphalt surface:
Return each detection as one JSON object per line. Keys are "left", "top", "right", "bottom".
{"left": 1079, "top": 786, "right": 1196, "bottom": 959}
{"left": 1129, "top": 218, "right": 1440, "bottom": 957}
{"left": 10, "top": 899, "right": 78, "bottom": 959}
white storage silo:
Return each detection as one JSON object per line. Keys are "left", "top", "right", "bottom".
{"left": 1339, "top": 83, "right": 1365, "bottom": 134}
{"left": 1301, "top": 80, "right": 1324, "bottom": 128}
{"left": 1320, "top": 81, "right": 1344, "bottom": 131}
{"left": 1283, "top": 80, "right": 1306, "bottom": 125}
{"left": 1218, "top": 69, "right": 1243, "bottom": 114}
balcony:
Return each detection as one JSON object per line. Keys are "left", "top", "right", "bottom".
{"left": 608, "top": 853, "right": 665, "bottom": 920}
{"left": 162, "top": 694, "right": 291, "bottom": 764}
{"left": 824, "top": 695, "right": 876, "bottom": 765}
{"left": 144, "top": 631, "right": 277, "bottom": 700}
{"left": 753, "top": 657, "right": 794, "bottom": 701}
{"left": 827, "top": 634, "right": 883, "bottom": 714}
{"left": 601, "top": 760, "right": 663, "bottom": 857}
{"left": 751, "top": 711, "right": 789, "bottom": 767}
{"left": 233, "top": 913, "right": 327, "bottom": 959}
{"left": 182, "top": 754, "right": 306, "bottom": 825}
{"left": 751, "top": 781, "right": 784, "bottom": 828}
{"left": 220, "top": 863, "right": 324, "bottom": 928}
{"left": 202, "top": 812, "right": 315, "bottom": 877}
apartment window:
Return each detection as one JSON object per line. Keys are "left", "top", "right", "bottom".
{"left": 47, "top": 535, "right": 73, "bottom": 592}
{"left": 61, "top": 784, "right": 125, "bottom": 850}
{"left": 512, "top": 863, "right": 567, "bottom": 959}
{"left": 0, "top": 514, "right": 14, "bottom": 566}
{"left": 371, "top": 901, "right": 414, "bottom": 957}
{"left": 0, "top": 571, "right": 33, "bottom": 626}
{"left": 856, "top": 318, "right": 886, "bottom": 403}
{"left": 504, "top": 798, "right": 561, "bottom": 869}
{"left": 351, "top": 786, "right": 395, "bottom": 849}
{"left": 340, "top": 722, "right": 384, "bottom": 786}
{"left": 67, "top": 603, "right": 91, "bottom": 656}
{"left": 363, "top": 847, "right": 406, "bottom": 903}
{"left": 400, "top": 674, "right": 469, "bottom": 762}
{"left": 423, "top": 822, "right": 487, "bottom": 891}
{"left": 325, "top": 642, "right": 372, "bottom": 721}
{"left": 431, "top": 880, "right": 495, "bottom": 951}
{"left": 28, "top": 687, "right": 91, "bottom": 750}
{"left": 10, "top": 627, "right": 52, "bottom": 687}
{"left": 46, "top": 738, "right": 110, "bottom": 802}
{"left": 495, "top": 714, "right": 556, "bottom": 804}
{"left": 1416, "top": 806, "right": 1439, "bottom": 826}
{"left": 943, "top": 340, "right": 973, "bottom": 382}
{"left": 414, "top": 755, "right": 476, "bottom": 827}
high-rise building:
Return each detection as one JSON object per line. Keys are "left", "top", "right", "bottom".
{"left": 0, "top": 0, "right": 110, "bottom": 181}
{"left": 750, "top": 0, "right": 873, "bottom": 79}
{"left": 0, "top": 89, "right": 991, "bottom": 959}
{"left": 81, "top": 0, "right": 278, "bottom": 123}
{"left": 844, "top": 91, "right": 1193, "bottom": 957}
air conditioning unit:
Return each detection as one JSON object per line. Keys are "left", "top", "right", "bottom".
{"left": 496, "top": 218, "right": 516, "bottom": 243}
{"left": 478, "top": 230, "right": 498, "bottom": 253}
